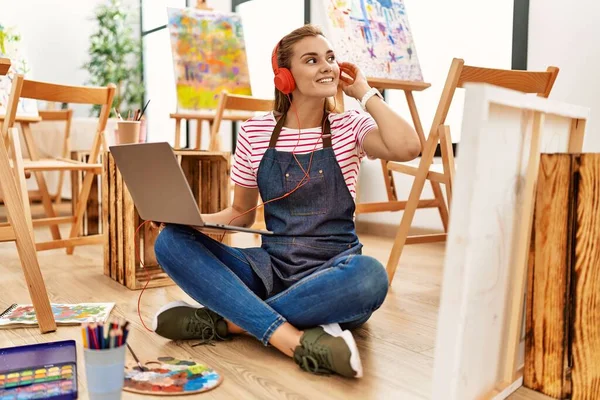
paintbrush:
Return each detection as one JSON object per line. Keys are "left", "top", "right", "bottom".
{"left": 137, "top": 99, "right": 151, "bottom": 121}
{"left": 126, "top": 343, "right": 149, "bottom": 372}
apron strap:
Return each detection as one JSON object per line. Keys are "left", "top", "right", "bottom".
{"left": 269, "top": 111, "right": 332, "bottom": 148}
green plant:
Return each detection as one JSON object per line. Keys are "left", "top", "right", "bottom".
{"left": 82, "top": 0, "right": 144, "bottom": 116}
{"left": 0, "top": 24, "right": 29, "bottom": 75}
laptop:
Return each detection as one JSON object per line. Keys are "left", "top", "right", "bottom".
{"left": 109, "top": 142, "right": 273, "bottom": 235}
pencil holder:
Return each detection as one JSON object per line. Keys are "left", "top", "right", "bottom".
{"left": 115, "top": 121, "right": 141, "bottom": 145}
{"left": 84, "top": 345, "right": 126, "bottom": 400}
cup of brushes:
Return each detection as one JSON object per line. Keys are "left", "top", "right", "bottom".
{"left": 114, "top": 100, "right": 150, "bottom": 145}
{"left": 82, "top": 318, "right": 129, "bottom": 400}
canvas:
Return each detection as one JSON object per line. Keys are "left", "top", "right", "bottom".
{"left": 167, "top": 7, "right": 252, "bottom": 111}
{"left": 0, "top": 303, "right": 115, "bottom": 328}
{"left": 432, "top": 83, "right": 589, "bottom": 400}
{"left": 321, "top": 0, "right": 423, "bottom": 82}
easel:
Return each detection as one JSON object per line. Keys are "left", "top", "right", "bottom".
{"left": 0, "top": 59, "right": 56, "bottom": 333}
{"left": 170, "top": 0, "right": 214, "bottom": 149}
{"left": 354, "top": 77, "right": 449, "bottom": 230}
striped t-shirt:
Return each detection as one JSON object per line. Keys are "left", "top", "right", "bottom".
{"left": 231, "top": 109, "right": 377, "bottom": 199}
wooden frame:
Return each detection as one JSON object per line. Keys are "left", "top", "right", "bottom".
{"left": 385, "top": 58, "right": 560, "bottom": 284}
{"left": 1, "top": 74, "right": 115, "bottom": 254}
{"left": 353, "top": 78, "right": 451, "bottom": 232}
{"left": 431, "top": 83, "right": 588, "bottom": 400}
{"left": 103, "top": 150, "right": 231, "bottom": 289}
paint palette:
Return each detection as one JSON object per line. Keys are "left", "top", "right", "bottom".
{"left": 0, "top": 340, "right": 77, "bottom": 399}
{"left": 123, "top": 357, "right": 222, "bottom": 396}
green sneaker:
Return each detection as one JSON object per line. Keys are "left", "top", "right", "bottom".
{"left": 153, "top": 301, "right": 230, "bottom": 345}
{"left": 293, "top": 323, "right": 363, "bottom": 378}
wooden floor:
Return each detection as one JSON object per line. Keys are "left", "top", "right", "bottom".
{"left": 0, "top": 206, "right": 551, "bottom": 399}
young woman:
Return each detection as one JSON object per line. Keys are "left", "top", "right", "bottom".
{"left": 153, "top": 24, "right": 421, "bottom": 379}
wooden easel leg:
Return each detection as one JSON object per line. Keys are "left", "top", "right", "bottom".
{"left": 439, "top": 125, "right": 455, "bottom": 207}
{"left": 380, "top": 159, "right": 398, "bottom": 201}
{"left": 405, "top": 90, "right": 450, "bottom": 232}
{"left": 174, "top": 118, "right": 181, "bottom": 149}
{"left": 0, "top": 131, "right": 56, "bottom": 333}
{"left": 430, "top": 181, "right": 449, "bottom": 232}
{"left": 386, "top": 131, "right": 440, "bottom": 284}
{"left": 196, "top": 119, "right": 203, "bottom": 150}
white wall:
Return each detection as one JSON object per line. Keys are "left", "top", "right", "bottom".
{"left": 528, "top": 0, "right": 600, "bottom": 152}
{"left": 237, "top": 0, "right": 305, "bottom": 99}
{"left": 141, "top": 0, "right": 187, "bottom": 145}
{"left": 0, "top": 0, "right": 139, "bottom": 116}
{"left": 313, "top": 0, "right": 514, "bottom": 232}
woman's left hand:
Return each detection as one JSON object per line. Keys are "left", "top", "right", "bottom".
{"left": 339, "top": 61, "right": 371, "bottom": 101}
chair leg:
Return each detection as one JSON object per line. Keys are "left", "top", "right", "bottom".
{"left": 386, "top": 131, "right": 440, "bottom": 285}
{"left": 0, "top": 130, "right": 56, "bottom": 333}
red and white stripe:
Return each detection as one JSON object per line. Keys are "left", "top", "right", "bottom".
{"left": 231, "top": 110, "right": 377, "bottom": 199}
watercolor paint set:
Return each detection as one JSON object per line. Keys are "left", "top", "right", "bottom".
{"left": 0, "top": 340, "right": 77, "bottom": 399}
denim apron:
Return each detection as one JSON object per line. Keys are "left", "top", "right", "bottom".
{"left": 238, "top": 112, "right": 363, "bottom": 297}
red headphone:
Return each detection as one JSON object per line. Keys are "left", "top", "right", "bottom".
{"left": 271, "top": 40, "right": 295, "bottom": 94}
{"left": 271, "top": 39, "right": 343, "bottom": 95}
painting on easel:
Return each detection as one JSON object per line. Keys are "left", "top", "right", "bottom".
{"left": 167, "top": 8, "right": 252, "bottom": 111}
{"left": 322, "top": 0, "right": 424, "bottom": 82}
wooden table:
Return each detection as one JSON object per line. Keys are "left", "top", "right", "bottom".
{"left": 170, "top": 110, "right": 256, "bottom": 150}
{"left": 103, "top": 149, "right": 231, "bottom": 290}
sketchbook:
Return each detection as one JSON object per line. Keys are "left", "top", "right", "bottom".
{"left": 0, "top": 303, "right": 115, "bottom": 328}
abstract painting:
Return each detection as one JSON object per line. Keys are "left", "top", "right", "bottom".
{"left": 322, "top": 0, "right": 423, "bottom": 82}
{"left": 167, "top": 8, "right": 252, "bottom": 111}
{"left": 123, "top": 357, "right": 222, "bottom": 395}
{"left": 0, "top": 303, "right": 115, "bottom": 328}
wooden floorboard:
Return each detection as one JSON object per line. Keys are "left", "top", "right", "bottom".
{"left": 0, "top": 204, "right": 552, "bottom": 399}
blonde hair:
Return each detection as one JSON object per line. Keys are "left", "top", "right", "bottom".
{"left": 273, "top": 24, "right": 336, "bottom": 117}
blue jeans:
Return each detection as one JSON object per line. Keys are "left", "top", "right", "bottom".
{"left": 154, "top": 224, "right": 389, "bottom": 345}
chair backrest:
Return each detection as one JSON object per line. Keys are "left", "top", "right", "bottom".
{"left": 1, "top": 74, "right": 115, "bottom": 163}
{"left": 209, "top": 91, "right": 274, "bottom": 150}
{"left": 430, "top": 58, "right": 559, "bottom": 141}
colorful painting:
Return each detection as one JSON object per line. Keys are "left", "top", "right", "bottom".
{"left": 0, "top": 303, "right": 115, "bottom": 328}
{"left": 322, "top": 0, "right": 423, "bottom": 82}
{"left": 167, "top": 8, "right": 252, "bottom": 111}
{"left": 123, "top": 357, "right": 222, "bottom": 395}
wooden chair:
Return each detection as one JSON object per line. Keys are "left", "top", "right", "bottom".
{"left": 0, "top": 60, "right": 55, "bottom": 333}
{"left": 1, "top": 74, "right": 115, "bottom": 254}
{"left": 37, "top": 109, "right": 74, "bottom": 204}
{"left": 208, "top": 91, "right": 274, "bottom": 151}
{"left": 385, "top": 58, "right": 559, "bottom": 284}
{"left": 14, "top": 109, "right": 74, "bottom": 205}
{"left": 208, "top": 91, "right": 274, "bottom": 231}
